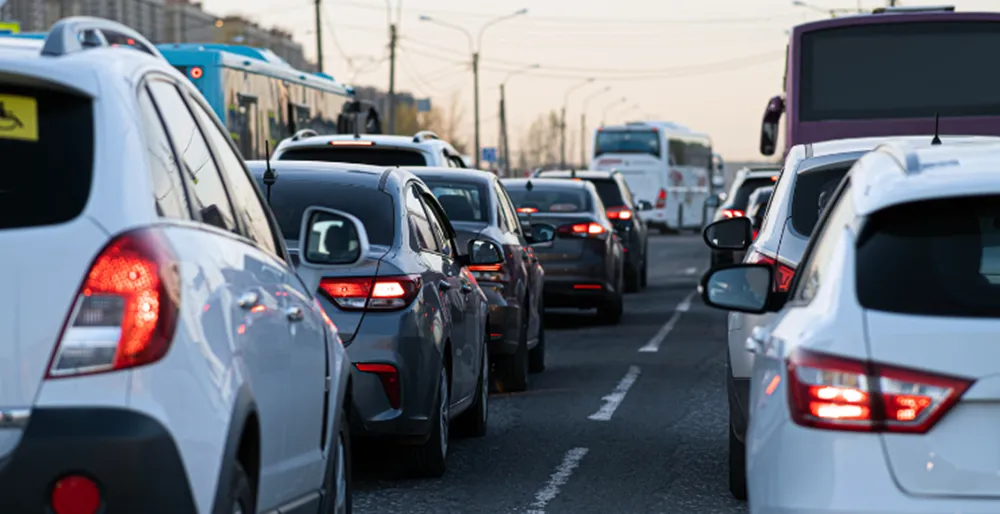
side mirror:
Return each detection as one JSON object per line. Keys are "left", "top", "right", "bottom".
{"left": 296, "top": 206, "right": 370, "bottom": 292}
{"left": 468, "top": 239, "right": 503, "bottom": 265}
{"left": 636, "top": 200, "right": 654, "bottom": 212}
{"left": 699, "top": 264, "right": 776, "bottom": 314}
{"left": 703, "top": 217, "right": 753, "bottom": 251}
{"left": 529, "top": 223, "right": 556, "bottom": 245}
{"left": 760, "top": 95, "right": 784, "bottom": 157}
{"left": 520, "top": 220, "right": 534, "bottom": 242}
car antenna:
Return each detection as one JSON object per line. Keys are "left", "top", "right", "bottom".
{"left": 570, "top": 169, "right": 576, "bottom": 178}
{"left": 525, "top": 179, "right": 534, "bottom": 191}
{"left": 262, "top": 140, "right": 277, "bottom": 204}
{"left": 931, "top": 112, "right": 941, "bottom": 145}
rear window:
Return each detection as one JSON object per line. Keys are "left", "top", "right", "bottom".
{"left": 506, "top": 186, "right": 592, "bottom": 213}
{"left": 731, "top": 176, "right": 777, "bottom": 210}
{"left": 421, "top": 180, "right": 489, "bottom": 222}
{"left": 594, "top": 130, "right": 660, "bottom": 158}
{"left": 256, "top": 178, "right": 395, "bottom": 246}
{"left": 790, "top": 165, "right": 851, "bottom": 236}
{"left": 0, "top": 86, "right": 93, "bottom": 229}
{"left": 856, "top": 196, "right": 1000, "bottom": 317}
{"left": 278, "top": 147, "right": 428, "bottom": 166}
{"left": 587, "top": 179, "right": 625, "bottom": 208}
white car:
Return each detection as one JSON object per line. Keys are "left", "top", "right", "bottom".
{"left": 701, "top": 139, "right": 1000, "bottom": 513}
{"left": 272, "top": 130, "right": 471, "bottom": 168}
{"left": 706, "top": 135, "right": 1000, "bottom": 500}
{"left": 0, "top": 18, "right": 354, "bottom": 514}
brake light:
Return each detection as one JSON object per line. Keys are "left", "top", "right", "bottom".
{"left": 467, "top": 264, "right": 506, "bottom": 283}
{"left": 51, "top": 475, "right": 101, "bottom": 514}
{"left": 356, "top": 363, "right": 401, "bottom": 409}
{"left": 517, "top": 207, "right": 538, "bottom": 214}
{"left": 721, "top": 208, "right": 745, "bottom": 219}
{"left": 319, "top": 275, "right": 421, "bottom": 311}
{"left": 606, "top": 206, "right": 633, "bottom": 220}
{"left": 745, "top": 250, "right": 795, "bottom": 292}
{"left": 557, "top": 222, "right": 606, "bottom": 238}
{"left": 786, "top": 348, "right": 972, "bottom": 434}
{"left": 47, "top": 229, "right": 180, "bottom": 379}
{"left": 752, "top": 229, "right": 759, "bottom": 240}
{"left": 655, "top": 189, "right": 667, "bottom": 209}
{"left": 329, "top": 140, "right": 374, "bottom": 146}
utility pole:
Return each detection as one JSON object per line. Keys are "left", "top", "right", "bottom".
{"left": 888, "top": 0, "right": 897, "bottom": 5}
{"left": 314, "top": 0, "right": 323, "bottom": 73}
{"left": 473, "top": 51, "right": 481, "bottom": 169}
{"left": 499, "top": 83, "right": 510, "bottom": 177}
{"left": 387, "top": 23, "right": 397, "bottom": 134}
{"left": 580, "top": 112, "right": 586, "bottom": 167}
{"left": 560, "top": 106, "right": 567, "bottom": 169}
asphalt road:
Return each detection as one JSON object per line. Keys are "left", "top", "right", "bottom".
{"left": 354, "top": 233, "right": 746, "bottom": 514}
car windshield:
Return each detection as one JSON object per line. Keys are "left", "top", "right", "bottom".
{"left": 253, "top": 177, "right": 396, "bottom": 246}
{"left": 594, "top": 130, "right": 661, "bottom": 157}
{"left": 278, "top": 147, "right": 429, "bottom": 166}
{"left": 506, "top": 185, "right": 592, "bottom": 213}
{"left": 421, "top": 180, "right": 490, "bottom": 222}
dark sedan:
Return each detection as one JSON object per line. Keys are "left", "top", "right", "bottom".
{"left": 502, "top": 178, "right": 626, "bottom": 324}
{"left": 411, "top": 168, "right": 547, "bottom": 392}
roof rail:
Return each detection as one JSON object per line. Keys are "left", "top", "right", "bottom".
{"left": 291, "top": 129, "right": 319, "bottom": 141}
{"left": 872, "top": 5, "right": 954, "bottom": 14}
{"left": 413, "top": 130, "right": 440, "bottom": 143}
{"left": 42, "top": 16, "right": 164, "bottom": 59}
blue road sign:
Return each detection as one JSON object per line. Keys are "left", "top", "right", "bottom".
{"left": 416, "top": 98, "right": 431, "bottom": 112}
{"left": 482, "top": 147, "right": 497, "bottom": 163}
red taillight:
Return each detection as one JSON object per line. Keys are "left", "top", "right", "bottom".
{"left": 786, "top": 348, "right": 972, "bottom": 434}
{"left": 51, "top": 475, "right": 101, "bottom": 514}
{"left": 573, "top": 284, "right": 603, "bottom": 290}
{"left": 721, "top": 208, "right": 745, "bottom": 219}
{"left": 655, "top": 189, "right": 667, "bottom": 209}
{"left": 319, "top": 275, "right": 421, "bottom": 311}
{"left": 752, "top": 229, "right": 759, "bottom": 240}
{"left": 745, "top": 250, "right": 795, "bottom": 292}
{"left": 606, "top": 206, "right": 633, "bottom": 220}
{"left": 47, "top": 229, "right": 180, "bottom": 379}
{"left": 356, "top": 363, "right": 401, "bottom": 409}
{"left": 517, "top": 207, "right": 538, "bottom": 214}
{"left": 557, "top": 222, "right": 606, "bottom": 238}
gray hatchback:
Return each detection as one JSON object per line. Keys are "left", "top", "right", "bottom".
{"left": 248, "top": 160, "right": 498, "bottom": 478}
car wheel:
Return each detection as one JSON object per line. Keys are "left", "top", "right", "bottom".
{"left": 454, "top": 346, "right": 488, "bottom": 438}
{"left": 729, "top": 419, "right": 748, "bottom": 501}
{"left": 528, "top": 299, "right": 546, "bottom": 373}
{"left": 229, "top": 462, "right": 255, "bottom": 514}
{"left": 320, "top": 409, "right": 353, "bottom": 514}
{"left": 640, "top": 248, "right": 648, "bottom": 288}
{"left": 598, "top": 272, "right": 624, "bottom": 325}
{"left": 405, "top": 365, "right": 449, "bottom": 478}
{"left": 497, "top": 315, "right": 529, "bottom": 392}
{"left": 625, "top": 263, "right": 641, "bottom": 293}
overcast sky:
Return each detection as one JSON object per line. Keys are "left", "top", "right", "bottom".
{"left": 200, "top": 0, "right": 1000, "bottom": 161}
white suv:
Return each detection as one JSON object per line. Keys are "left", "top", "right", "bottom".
{"left": 0, "top": 18, "right": 355, "bottom": 514}
{"left": 271, "top": 130, "right": 471, "bottom": 168}
{"left": 701, "top": 139, "right": 1000, "bottom": 513}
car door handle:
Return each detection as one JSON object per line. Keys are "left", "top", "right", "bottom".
{"left": 286, "top": 306, "right": 305, "bottom": 322}
{"left": 438, "top": 280, "right": 452, "bottom": 291}
{"left": 461, "top": 282, "right": 474, "bottom": 294}
{"left": 237, "top": 291, "right": 260, "bottom": 309}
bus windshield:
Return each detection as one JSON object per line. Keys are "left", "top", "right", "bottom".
{"left": 801, "top": 21, "right": 1000, "bottom": 121}
{"left": 594, "top": 130, "right": 660, "bottom": 157}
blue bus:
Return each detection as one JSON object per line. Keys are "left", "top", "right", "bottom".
{"left": 158, "top": 43, "right": 381, "bottom": 160}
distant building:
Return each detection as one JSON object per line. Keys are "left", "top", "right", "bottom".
{"left": 215, "top": 15, "right": 308, "bottom": 70}
{"left": 1, "top": 0, "right": 45, "bottom": 31}
{"left": 163, "top": 0, "right": 217, "bottom": 44}
{"left": 2, "top": 0, "right": 164, "bottom": 41}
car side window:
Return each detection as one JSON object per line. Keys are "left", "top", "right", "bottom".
{"left": 421, "top": 193, "right": 454, "bottom": 257}
{"left": 792, "top": 182, "right": 854, "bottom": 303}
{"left": 147, "top": 81, "right": 237, "bottom": 232}
{"left": 186, "top": 93, "right": 280, "bottom": 258}
{"left": 137, "top": 86, "right": 190, "bottom": 220}
{"left": 406, "top": 185, "right": 440, "bottom": 252}
{"left": 494, "top": 182, "right": 524, "bottom": 237}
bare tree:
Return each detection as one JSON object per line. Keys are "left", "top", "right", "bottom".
{"left": 517, "top": 110, "right": 561, "bottom": 171}
{"left": 418, "top": 90, "right": 468, "bottom": 154}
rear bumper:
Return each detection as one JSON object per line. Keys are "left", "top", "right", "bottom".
{"left": 543, "top": 278, "right": 616, "bottom": 308}
{"left": 0, "top": 408, "right": 197, "bottom": 513}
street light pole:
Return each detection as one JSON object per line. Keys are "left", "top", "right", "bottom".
{"left": 561, "top": 77, "right": 594, "bottom": 169}
{"left": 601, "top": 97, "right": 627, "bottom": 126}
{"left": 385, "top": 0, "right": 401, "bottom": 134}
{"left": 314, "top": 0, "right": 323, "bottom": 73}
{"left": 580, "top": 85, "right": 611, "bottom": 165}
{"left": 420, "top": 9, "right": 527, "bottom": 169}
{"left": 498, "top": 63, "right": 539, "bottom": 176}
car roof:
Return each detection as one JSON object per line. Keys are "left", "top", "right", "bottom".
{"left": 503, "top": 178, "right": 594, "bottom": 190}
{"left": 245, "top": 160, "right": 397, "bottom": 190}
{"left": 409, "top": 167, "right": 496, "bottom": 184}
{"left": 535, "top": 170, "right": 615, "bottom": 180}
{"left": 849, "top": 141, "right": 1000, "bottom": 216}
{"left": 791, "top": 135, "right": 1000, "bottom": 160}
{"left": 275, "top": 133, "right": 453, "bottom": 154}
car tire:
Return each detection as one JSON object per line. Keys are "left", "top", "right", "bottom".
{"left": 320, "top": 409, "right": 353, "bottom": 514}
{"left": 625, "top": 263, "right": 641, "bottom": 293}
{"left": 497, "top": 316, "right": 529, "bottom": 392}
{"left": 640, "top": 247, "right": 648, "bottom": 288}
{"left": 598, "top": 273, "right": 624, "bottom": 325}
{"left": 405, "top": 366, "right": 449, "bottom": 478}
{"left": 454, "top": 347, "right": 488, "bottom": 438}
{"left": 729, "top": 420, "right": 748, "bottom": 501}
{"left": 229, "top": 462, "right": 255, "bottom": 514}
{"left": 528, "top": 301, "right": 545, "bottom": 373}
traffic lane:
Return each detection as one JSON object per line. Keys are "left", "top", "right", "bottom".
{"left": 353, "top": 234, "right": 740, "bottom": 513}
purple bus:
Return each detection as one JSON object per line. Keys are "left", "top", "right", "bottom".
{"left": 761, "top": 5, "right": 1000, "bottom": 156}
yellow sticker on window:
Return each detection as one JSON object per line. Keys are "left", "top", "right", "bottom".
{"left": 0, "top": 94, "right": 38, "bottom": 142}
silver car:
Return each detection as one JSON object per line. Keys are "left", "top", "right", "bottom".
{"left": 249, "top": 160, "right": 497, "bottom": 478}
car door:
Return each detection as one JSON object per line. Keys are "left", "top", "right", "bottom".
{"left": 494, "top": 181, "right": 538, "bottom": 341}
{"left": 418, "top": 187, "right": 479, "bottom": 404}
{"left": 405, "top": 181, "right": 454, "bottom": 349}
{"left": 187, "top": 92, "right": 329, "bottom": 500}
